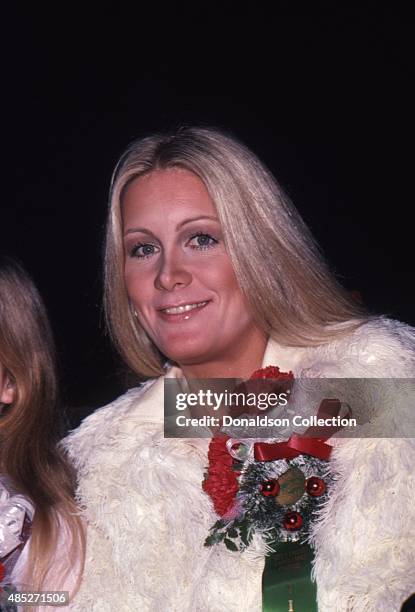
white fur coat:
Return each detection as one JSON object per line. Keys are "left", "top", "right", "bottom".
{"left": 64, "top": 317, "right": 415, "bottom": 611}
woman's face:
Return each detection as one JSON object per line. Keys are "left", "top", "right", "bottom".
{"left": 122, "top": 168, "right": 265, "bottom": 369}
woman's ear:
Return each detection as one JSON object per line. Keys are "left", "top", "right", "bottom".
{"left": 0, "top": 373, "right": 16, "bottom": 405}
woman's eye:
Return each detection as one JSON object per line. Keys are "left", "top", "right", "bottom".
{"left": 188, "top": 233, "right": 218, "bottom": 249}
{"left": 131, "top": 243, "right": 158, "bottom": 259}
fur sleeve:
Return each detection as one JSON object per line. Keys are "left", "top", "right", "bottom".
{"left": 310, "top": 317, "right": 415, "bottom": 610}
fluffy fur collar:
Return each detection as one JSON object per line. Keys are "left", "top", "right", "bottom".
{"left": 65, "top": 318, "right": 415, "bottom": 611}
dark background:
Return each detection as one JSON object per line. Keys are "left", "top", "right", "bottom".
{"left": 2, "top": 5, "right": 413, "bottom": 427}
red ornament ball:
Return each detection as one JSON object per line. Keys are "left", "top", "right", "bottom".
{"left": 306, "top": 476, "right": 326, "bottom": 497}
{"left": 283, "top": 511, "right": 303, "bottom": 531}
{"left": 260, "top": 480, "right": 280, "bottom": 497}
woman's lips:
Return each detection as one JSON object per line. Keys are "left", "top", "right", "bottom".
{"left": 157, "top": 300, "right": 210, "bottom": 322}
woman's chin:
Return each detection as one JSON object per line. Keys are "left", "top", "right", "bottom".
{"left": 163, "top": 344, "right": 214, "bottom": 370}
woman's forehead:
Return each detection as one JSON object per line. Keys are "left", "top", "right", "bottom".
{"left": 122, "top": 168, "right": 219, "bottom": 226}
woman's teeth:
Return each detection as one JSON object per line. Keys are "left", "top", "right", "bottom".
{"left": 162, "top": 301, "right": 208, "bottom": 315}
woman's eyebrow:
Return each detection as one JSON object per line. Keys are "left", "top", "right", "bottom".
{"left": 124, "top": 215, "right": 220, "bottom": 237}
{"left": 176, "top": 215, "right": 219, "bottom": 229}
{"left": 124, "top": 227, "right": 155, "bottom": 237}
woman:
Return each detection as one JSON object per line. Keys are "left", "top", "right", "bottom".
{"left": 0, "top": 257, "right": 85, "bottom": 606}
{"left": 65, "top": 127, "right": 415, "bottom": 611}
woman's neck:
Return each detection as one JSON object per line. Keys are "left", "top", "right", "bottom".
{"left": 179, "top": 332, "right": 269, "bottom": 381}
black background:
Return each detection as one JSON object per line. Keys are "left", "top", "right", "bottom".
{"left": 2, "top": 5, "right": 413, "bottom": 426}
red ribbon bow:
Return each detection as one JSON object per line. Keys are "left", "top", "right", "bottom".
{"left": 254, "top": 399, "right": 346, "bottom": 462}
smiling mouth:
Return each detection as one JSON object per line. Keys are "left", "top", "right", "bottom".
{"left": 161, "top": 301, "right": 209, "bottom": 315}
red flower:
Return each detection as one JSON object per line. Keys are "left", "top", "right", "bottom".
{"left": 228, "top": 366, "right": 294, "bottom": 417}
{"left": 250, "top": 366, "right": 294, "bottom": 381}
{"left": 206, "top": 434, "right": 233, "bottom": 467}
{"left": 203, "top": 435, "right": 240, "bottom": 516}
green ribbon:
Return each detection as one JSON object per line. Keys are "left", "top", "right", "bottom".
{"left": 262, "top": 541, "right": 317, "bottom": 612}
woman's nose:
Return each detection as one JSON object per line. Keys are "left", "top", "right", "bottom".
{"left": 154, "top": 251, "right": 192, "bottom": 291}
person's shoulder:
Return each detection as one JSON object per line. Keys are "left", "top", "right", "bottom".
{"left": 342, "top": 316, "right": 414, "bottom": 357}
{"left": 307, "top": 316, "right": 415, "bottom": 377}
{"left": 62, "top": 378, "right": 159, "bottom": 467}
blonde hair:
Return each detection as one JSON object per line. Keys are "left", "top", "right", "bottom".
{"left": 0, "top": 257, "right": 85, "bottom": 596}
{"left": 105, "top": 126, "right": 368, "bottom": 378}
